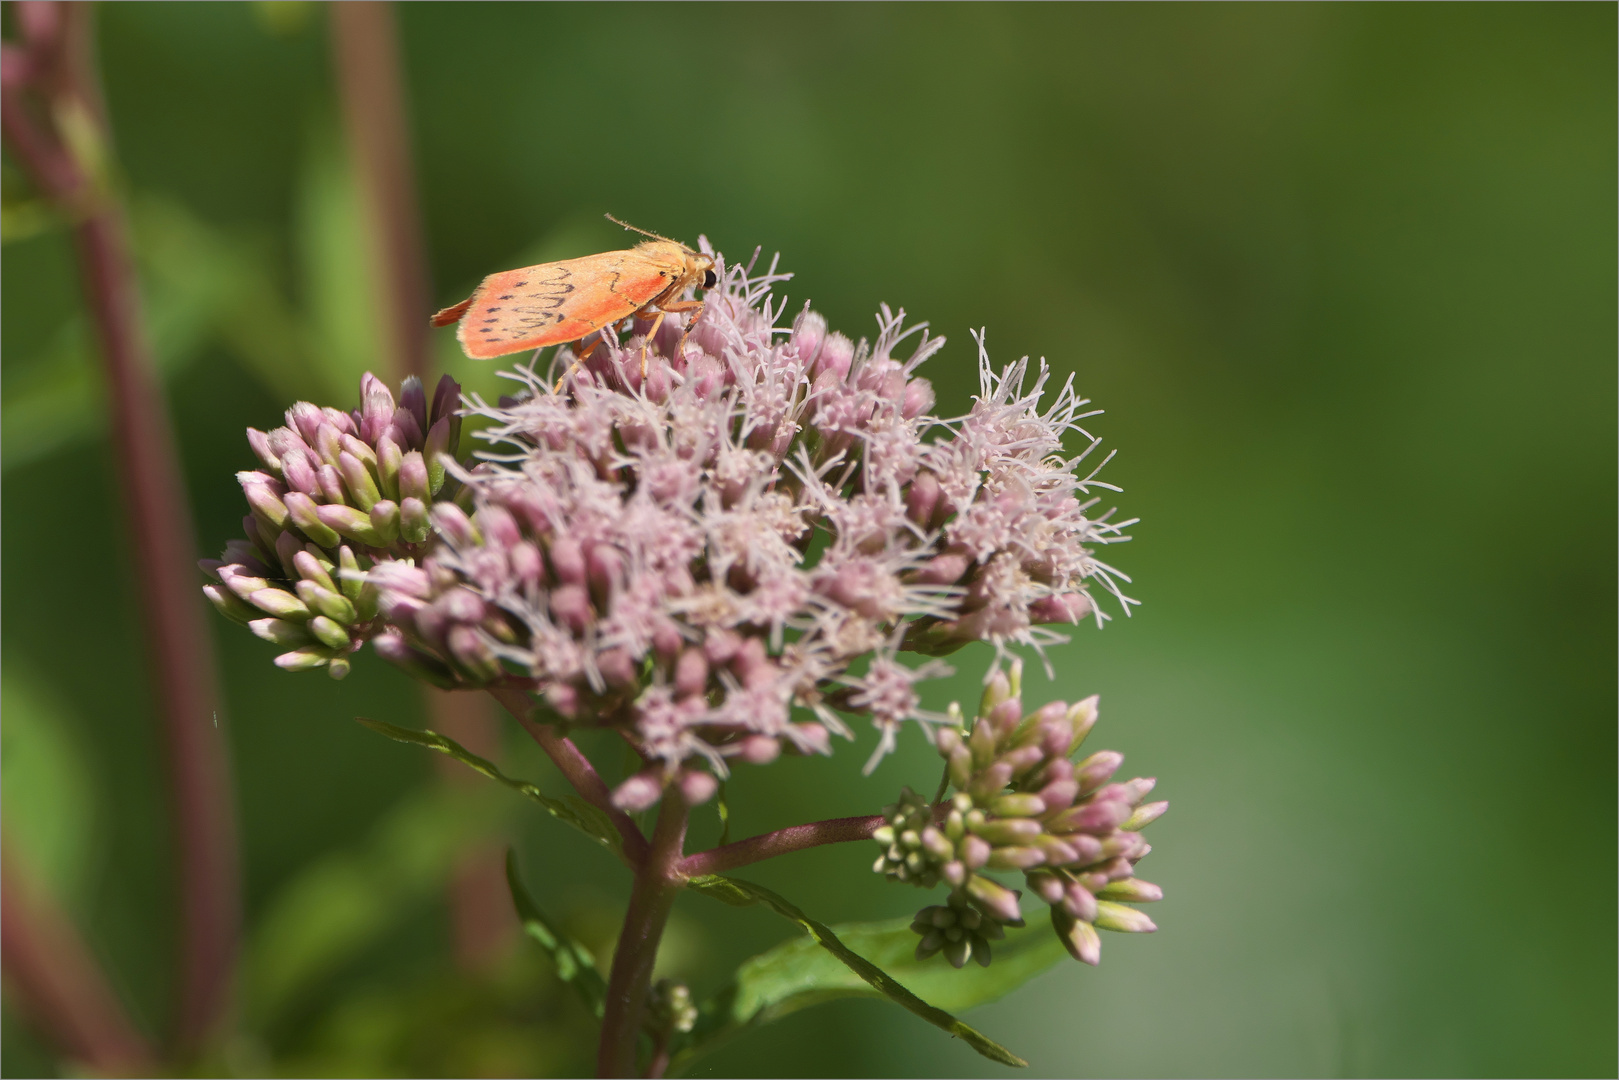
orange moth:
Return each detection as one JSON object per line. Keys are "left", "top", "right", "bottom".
{"left": 430, "top": 215, "right": 716, "bottom": 376}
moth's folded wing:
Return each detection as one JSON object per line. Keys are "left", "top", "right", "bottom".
{"left": 455, "top": 252, "right": 672, "bottom": 360}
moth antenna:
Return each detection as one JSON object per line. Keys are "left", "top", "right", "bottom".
{"left": 604, "top": 213, "right": 688, "bottom": 250}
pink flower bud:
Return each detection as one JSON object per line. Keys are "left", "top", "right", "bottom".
{"left": 547, "top": 535, "right": 586, "bottom": 585}
{"left": 612, "top": 771, "right": 663, "bottom": 812}
{"left": 1053, "top": 907, "right": 1102, "bottom": 966}
{"left": 478, "top": 505, "right": 521, "bottom": 549}
{"left": 398, "top": 451, "right": 429, "bottom": 503}
{"left": 736, "top": 735, "right": 780, "bottom": 765}
{"left": 1075, "top": 751, "right": 1125, "bottom": 797}
{"left": 1060, "top": 880, "right": 1099, "bottom": 922}
{"left": 281, "top": 449, "right": 320, "bottom": 497}
{"left": 964, "top": 875, "right": 1023, "bottom": 924}
{"left": 548, "top": 585, "right": 593, "bottom": 634}
{"left": 432, "top": 503, "right": 476, "bottom": 546}
{"left": 791, "top": 309, "right": 827, "bottom": 367}
{"left": 597, "top": 648, "right": 636, "bottom": 687}
{"left": 907, "top": 551, "right": 968, "bottom": 585}
{"left": 1030, "top": 592, "right": 1092, "bottom": 625}
{"left": 429, "top": 373, "right": 460, "bottom": 428}
{"left": 679, "top": 770, "right": 718, "bottom": 806}
{"left": 509, "top": 540, "right": 546, "bottom": 591}
{"left": 811, "top": 331, "right": 853, "bottom": 382}
{"left": 704, "top": 628, "right": 740, "bottom": 664}
{"left": 788, "top": 722, "right": 831, "bottom": 756}
{"left": 246, "top": 427, "right": 281, "bottom": 471}
{"left": 901, "top": 377, "right": 935, "bottom": 420}
{"left": 675, "top": 648, "right": 708, "bottom": 698}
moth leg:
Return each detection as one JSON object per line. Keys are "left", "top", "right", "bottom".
{"left": 639, "top": 308, "right": 669, "bottom": 379}
{"left": 658, "top": 298, "right": 705, "bottom": 358}
{"left": 552, "top": 336, "right": 604, "bottom": 394}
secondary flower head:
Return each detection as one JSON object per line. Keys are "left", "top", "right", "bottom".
{"left": 205, "top": 242, "right": 1136, "bottom": 807}
{"left": 874, "top": 657, "right": 1167, "bottom": 969}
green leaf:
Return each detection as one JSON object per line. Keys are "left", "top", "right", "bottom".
{"left": 356, "top": 716, "right": 624, "bottom": 862}
{"left": 505, "top": 849, "right": 607, "bottom": 1017}
{"left": 681, "top": 874, "right": 1031, "bottom": 1069}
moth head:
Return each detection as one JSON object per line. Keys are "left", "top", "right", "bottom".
{"left": 690, "top": 252, "right": 717, "bottom": 290}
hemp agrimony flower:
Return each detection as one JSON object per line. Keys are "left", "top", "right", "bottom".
{"left": 200, "top": 239, "right": 1160, "bottom": 1072}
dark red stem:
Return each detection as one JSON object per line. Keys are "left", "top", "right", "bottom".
{"left": 3, "top": 4, "right": 239, "bottom": 1055}
{"left": 486, "top": 686, "right": 650, "bottom": 866}
{"left": 329, "top": 0, "right": 431, "bottom": 381}
{"left": 1, "top": 849, "right": 156, "bottom": 1074}
{"left": 598, "top": 798, "right": 688, "bottom": 1078}
{"left": 677, "top": 813, "right": 885, "bottom": 877}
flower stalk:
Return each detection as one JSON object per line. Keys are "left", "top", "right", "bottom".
{"left": 597, "top": 795, "right": 690, "bottom": 1078}
{"left": 4, "top": 3, "right": 239, "bottom": 1056}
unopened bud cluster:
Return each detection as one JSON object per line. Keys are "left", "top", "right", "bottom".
{"left": 200, "top": 373, "right": 463, "bottom": 679}
{"left": 645, "top": 979, "right": 697, "bottom": 1037}
{"left": 875, "top": 658, "right": 1166, "bottom": 968}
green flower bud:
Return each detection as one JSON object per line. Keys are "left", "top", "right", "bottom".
{"left": 424, "top": 416, "right": 452, "bottom": 494}
{"left": 915, "top": 928, "right": 945, "bottom": 960}
{"left": 1052, "top": 906, "right": 1101, "bottom": 966}
{"left": 369, "top": 500, "right": 402, "bottom": 544}
{"left": 355, "top": 580, "right": 379, "bottom": 621}
{"left": 988, "top": 792, "right": 1046, "bottom": 818}
{"left": 400, "top": 496, "right": 431, "bottom": 543}
{"left": 250, "top": 618, "right": 312, "bottom": 646}
{"left": 338, "top": 451, "right": 381, "bottom": 510}
{"left": 1124, "top": 800, "right": 1169, "bottom": 831}
{"left": 1097, "top": 878, "right": 1163, "bottom": 903}
{"left": 374, "top": 435, "right": 403, "bottom": 502}
{"left": 307, "top": 615, "right": 352, "bottom": 649}
{"left": 987, "top": 845, "right": 1046, "bottom": 870}
{"left": 1093, "top": 899, "right": 1157, "bottom": 934}
{"left": 274, "top": 645, "right": 335, "bottom": 672}
{"left": 295, "top": 580, "right": 357, "bottom": 624}
{"left": 969, "top": 818, "right": 1042, "bottom": 846}
{"left": 337, "top": 546, "right": 364, "bottom": 601}
{"left": 315, "top": 503, "right": 384, "bottom": 547}
{"left": 292, "top": 550, "right": 337, "bottom": 594}
{"left": 1066, "top": 695, "right": 1099, "bottom": 755}
{"left": 244, "top": 484, "right": 290, "bottom": 530}
{"left": 248, "top": 587, "right": 310, "bottom": 620}
{"left": 283, "top": 492, "right": 342, "bottom": 549}
{"left": 203, "top": 585, "right": 258, "bottom": 626}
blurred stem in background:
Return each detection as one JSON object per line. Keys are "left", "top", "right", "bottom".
{"left": 328, "top": 0, "right": 515, "bottom": 970}
{"left": 0, "top": 845, "right": 154, "bottom": 1072}
{"left": 0, "top": 0, "right": 239, "bottom": 1060}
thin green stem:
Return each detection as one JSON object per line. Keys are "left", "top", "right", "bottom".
{"left": 486, "top": 686, "right": 649, "bottom": 866}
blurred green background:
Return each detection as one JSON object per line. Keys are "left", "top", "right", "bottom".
{"left": 3, "top": 3, "right": 1613, "bottom": 1076}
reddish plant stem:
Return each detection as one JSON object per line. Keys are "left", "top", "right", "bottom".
{"left": 1, "top": 849, "right": 156, "bottom": 1074}
{"left": 598, "top": 798, "right": 688, "bottom": 1079}
{"left": 486, "top": 686, "right": 650, "bottom": 866}
{"left": 644, "top": 1034, "right": 672, "bottom": 1080}
{"left": 3, "top": 4, "right": 239, "bottom": 1055}
{"left": 677, "top": 813, "right": 885, "bottom": 877}
{"left": 329, "top": 0, "right": 431, "bottom": 382}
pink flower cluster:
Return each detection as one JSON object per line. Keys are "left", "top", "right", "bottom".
{"left": 367, "top": 247, "right": 1135, "bottom": 806}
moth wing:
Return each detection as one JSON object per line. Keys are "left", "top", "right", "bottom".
{"left": 450, "top": 248, "right": 684, "bottom": 360}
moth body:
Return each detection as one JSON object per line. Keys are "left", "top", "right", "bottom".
{"left": 432, "top": 222, "right": 716, "bottom": 364}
